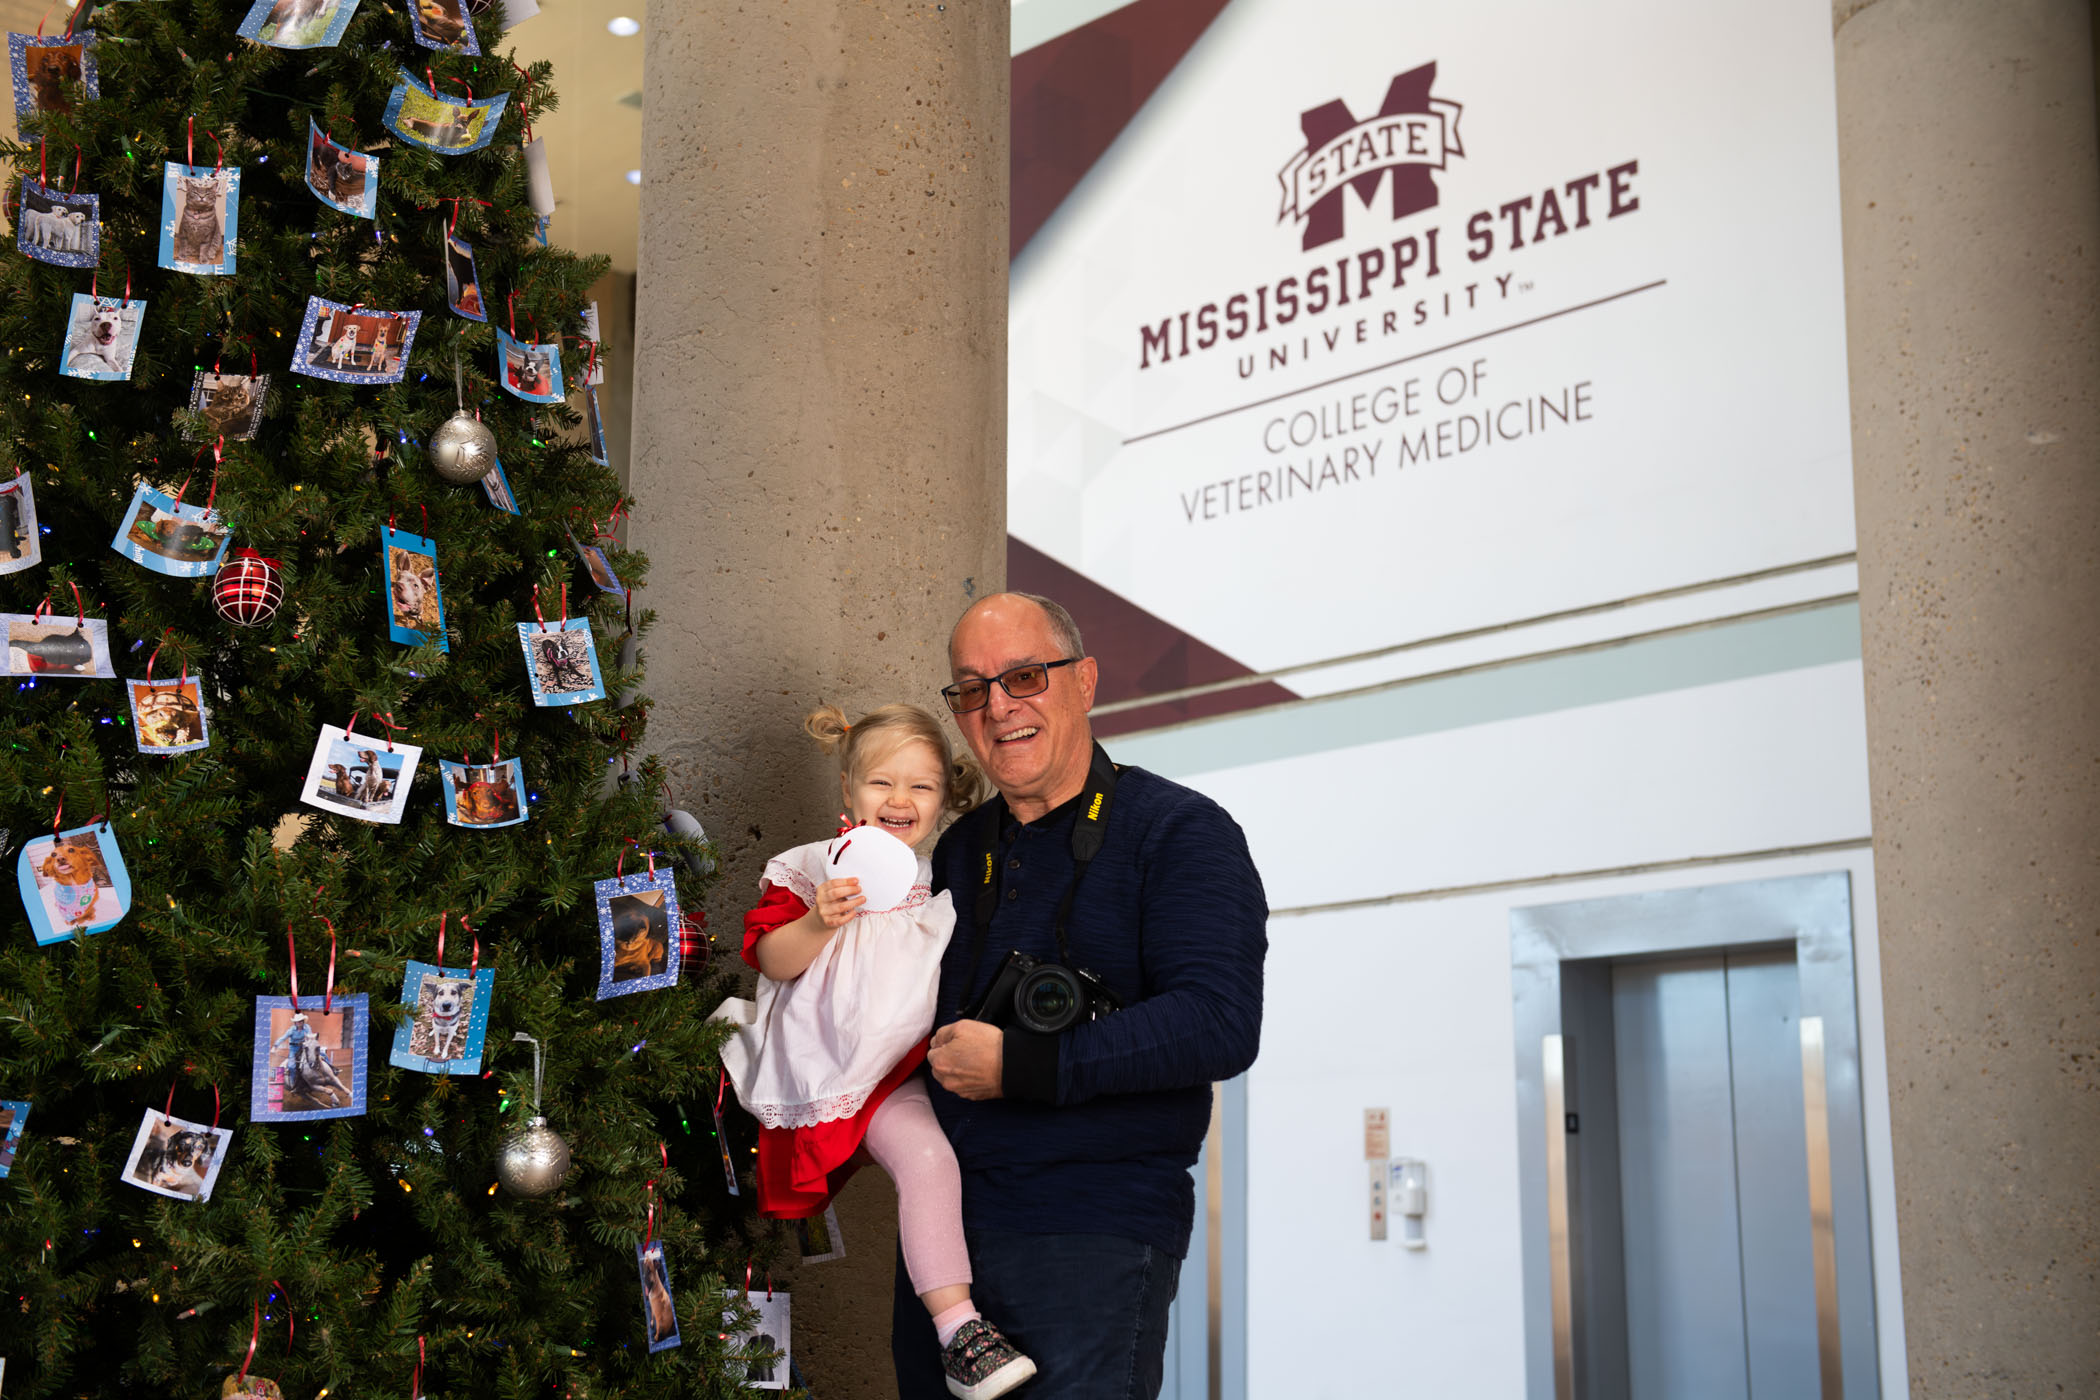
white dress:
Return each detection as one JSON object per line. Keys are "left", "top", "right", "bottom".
{"left": 712, "top": 839, "right": 955, "bottom": 1129}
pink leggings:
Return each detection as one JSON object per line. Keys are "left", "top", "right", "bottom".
{"left": 862, "top": 1077, "right": 972, "bottom": 1296}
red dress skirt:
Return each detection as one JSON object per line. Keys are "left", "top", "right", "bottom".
{"left": 740, "top": 885, "right": 928, "bottom": 1218}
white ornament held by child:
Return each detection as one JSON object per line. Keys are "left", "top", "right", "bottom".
{"left": 825, "top": 822, "right": 918, "bottom": 914}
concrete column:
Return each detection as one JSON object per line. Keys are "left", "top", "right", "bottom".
{"left": 629, "top": 2, "right": 1008, "bottom": 1395}
{"left": 1835, "top": 1, "right": 2100, "bottom": 1391}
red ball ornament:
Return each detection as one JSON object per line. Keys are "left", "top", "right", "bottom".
{"left": 213, "top": 548, "right": 285, "bottom": 627}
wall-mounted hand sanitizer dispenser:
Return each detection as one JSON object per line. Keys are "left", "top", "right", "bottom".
{"left": 1392, "top": 1157, "right": 1428, "bottom": 1250}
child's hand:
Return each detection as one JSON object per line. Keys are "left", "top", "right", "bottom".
{"left": 814, "top": 877, "right": 866, "bottom": 928}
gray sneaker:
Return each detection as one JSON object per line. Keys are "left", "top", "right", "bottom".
{"left": 941, "top": 1317, "right": 1037, "bottom": 1400}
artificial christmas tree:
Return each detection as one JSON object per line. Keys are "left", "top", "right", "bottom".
{"left": 0, "top": 2, "right": 773, "bottom": 1396}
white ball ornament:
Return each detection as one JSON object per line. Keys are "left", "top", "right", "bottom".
{"left": 428, "top": 409, "right": 498, "bottom": 484}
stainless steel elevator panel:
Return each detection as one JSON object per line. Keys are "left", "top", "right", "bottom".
{"left": 1611, "top": 955, "right": 1752, "bottom": 1400}
{"left": 1511, "top": 873, "right": 1881, "bottom": 1400}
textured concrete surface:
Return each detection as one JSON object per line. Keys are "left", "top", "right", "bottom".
{"left": 1835, "top": 1, "right": 2100, "bottom": 1392}
{"left": 629, "top": 3, "right": 1008, "bottom": 1395}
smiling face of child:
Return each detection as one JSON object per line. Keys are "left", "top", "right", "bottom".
{"left": 841, "top": 737, "right": 946, "bottom": 852}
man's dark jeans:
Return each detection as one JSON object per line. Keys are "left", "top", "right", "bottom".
{"left": 892, "top": 1228, "right": 1181, "bottom": 1399}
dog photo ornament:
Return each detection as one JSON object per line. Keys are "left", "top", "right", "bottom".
{"left": 518, "top": 616, "right": 605, "bottom": 706}
{"left": 0, "top": 471, "right": 41, "bottom": 575}
{"left": 17, "top": 179, "right": 98, "bottom": 268}
{"left": 127, "top": 676, "right": 210, "bottom": 755}
{"left": 293, "top": 296, "right": 420, "bottom": 386}
{"left": 298, "top": 724, "right": 424, "bottom": 824}
{"left": 17, "top": 821, "right": 131, "bottom": 944}
{"left": 58, "top": 292, "right": 143, "bottom": 381}
{"left": 637, "top": 1241, "right": 682, "bottom": 1353}
{"left": 121, "top": 1108, "right": 232, "bottom": 1203}
{"left": 9, "top": 32, "right": 97, "bottom": 137}
{"left": 439, "top": 756, "right": 527, "bottom": 828}
{"left": 389, "top": 960, "right": 495, "bottom": 1075}
{"left": 381, "top": 525, "right": 446, "bottom": 650}
{"left": 112, "top": 482, "right": 232, "bottom": 578}
{"left": 251, "top": 994, "right": 370, "bottom": 1121}
{"left": 0, "top": 1100, "right": 28, "bottom": 1178}
{"left": 594, "top": 867, "right": 681, "bottom": 1000}
{"left": 383, "top": 68, "right": 508, "bottom": 156}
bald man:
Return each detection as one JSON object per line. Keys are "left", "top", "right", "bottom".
{"left": 894, "top": 592, "right": 1268, "bottom": 1400}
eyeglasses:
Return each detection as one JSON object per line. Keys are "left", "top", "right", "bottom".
{"left": 940, "top": 658, "right": 1079, "bottom": 714}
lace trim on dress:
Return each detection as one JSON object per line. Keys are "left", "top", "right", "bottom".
{"left": 745, "top": 1085, "right": 877, "bottom": 1130}
{"left": 760, "top": 859, "right": 819, "bottom": 905}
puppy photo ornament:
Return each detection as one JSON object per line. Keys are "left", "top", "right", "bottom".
{"left": 17, "top": 821, "right": 130, "bottom": 944}
{"left": 594, "top": 867, "right": 681, "bottom": 1000}
{"left": 121, "top": 1108, "right": 232, "bottom": 1202}
{"left": 16, "top": 179, "right": 98, "bottom": 268}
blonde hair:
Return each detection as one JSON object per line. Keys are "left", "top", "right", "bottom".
{"left": 805, "top": 703, "right": 982, "bottom": 815}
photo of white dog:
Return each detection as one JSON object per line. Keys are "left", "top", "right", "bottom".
{"left": 59, "top": 293, "right": 143, "bottom": 381}
{"left": 389, "top": 961, "right": 494, "bottom": 1075}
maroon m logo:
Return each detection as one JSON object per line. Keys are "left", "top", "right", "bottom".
{"left": 1278, "top": 63, "right": 1463, "bottom": 252}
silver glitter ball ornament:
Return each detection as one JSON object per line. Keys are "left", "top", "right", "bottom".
{"left": 427, "top": 409, "right": 498, "bottom": 484}
{"left": 495, "top": 1117, "right": 572, "bottom": 1197}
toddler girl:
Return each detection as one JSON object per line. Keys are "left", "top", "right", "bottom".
{"left": 716, "top": 703, "right": 1036, "bottom": 1400}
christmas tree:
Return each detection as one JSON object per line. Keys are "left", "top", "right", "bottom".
{"left": 0, "top": 2, "right": 768, "bottom": 1396}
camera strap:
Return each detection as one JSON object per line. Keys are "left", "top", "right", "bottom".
{"left": 961, "top": 742, "right": 1119, "bottom": 1007}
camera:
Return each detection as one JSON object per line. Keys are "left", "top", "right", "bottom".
{"left": 964, "top": 950, "right": 1123, "bottom": 1034}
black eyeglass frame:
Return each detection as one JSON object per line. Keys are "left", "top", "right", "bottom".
{"left": 940, "top": 657, "right": 1081, "bottom": 714}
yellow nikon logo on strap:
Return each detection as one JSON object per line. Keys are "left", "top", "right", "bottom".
{"left": 982, "top": 851, "right": 994, "bottom": 885}
{"left": 1086, "top": 792, "right": 1104, "bottom": 822}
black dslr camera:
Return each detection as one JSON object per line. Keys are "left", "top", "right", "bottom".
{"left": 965, "top": 950, "right": 1123, "bottom": 1035}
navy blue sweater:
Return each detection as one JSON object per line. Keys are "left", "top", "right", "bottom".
{"left": 927, "top": 758, "right": 1268, "bottom": 1259}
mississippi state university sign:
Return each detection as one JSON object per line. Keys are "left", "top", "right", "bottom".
{"left": 1279, "top": 62, "right": 1464, "bottom": 252}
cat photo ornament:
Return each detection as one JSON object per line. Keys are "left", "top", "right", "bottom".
{"left": 158, "top": 162, "right": 240, "bottom": 275}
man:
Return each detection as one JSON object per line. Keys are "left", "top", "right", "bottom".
{"left": 897, "top": 592, "right": 1268, "bottom": 1399}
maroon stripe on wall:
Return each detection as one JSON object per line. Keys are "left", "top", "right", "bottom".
{"left": 1011, "top": 0, "right": 1234, "bottom": 261}
{"left": 1007, "top": 537, "right": 1296, "bottom": 737}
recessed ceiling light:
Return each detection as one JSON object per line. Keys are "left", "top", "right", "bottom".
{"left": 607, "top": 16, "right": 640, "bottom": 36}
{"left": 625, "top": 170, "right": 642, "bottom": 186}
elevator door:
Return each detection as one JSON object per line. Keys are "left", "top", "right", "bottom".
{"left": 1612, "top": 948, "right": 1819, "bottom": 1400}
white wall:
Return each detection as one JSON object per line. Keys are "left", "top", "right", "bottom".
{"left": 1120, "top": 661, "right": 1907, "bottom": 1397}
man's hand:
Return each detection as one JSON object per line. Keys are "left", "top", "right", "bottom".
{"left": 928, "top": 1019, "right": 1004, "bottom": 1100}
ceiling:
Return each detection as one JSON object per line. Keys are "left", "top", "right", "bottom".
{"left": 0, "top": 0, "right": 648, "bottom": 275}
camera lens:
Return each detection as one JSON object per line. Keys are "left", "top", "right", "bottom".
{"left": 1015, "top": 964, "right": 1082, "bottom": 1034}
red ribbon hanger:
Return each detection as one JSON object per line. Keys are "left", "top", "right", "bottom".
{"left": 286, "top": 903, "right": 337, "bottom": 1016}
{"left": 435, "top": 912, "right": 480, "bottom": 978}
{"left": 185, "top": 117, "right": 225, "bottom": 172}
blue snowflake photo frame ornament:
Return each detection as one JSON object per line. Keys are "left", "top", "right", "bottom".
{"left": 236, "top": 0, "right": 362, "bottom": 50}
{"left": 389, "top": 960, "right": 496, "bottom": 1074}
{"left": 158, "top": 163, "right": 239, "bottom": 275}
{"left": 381, "top": 525, "right": 446, "bottom": 650}
{"left": 9, "top": 32, "right": 96, "bottom": 137}
{"left": 0, "top": 1100, "right": 26, "bottom": 1178}
{"left": 584, "top": 382, "right": 609, "bottom": 464}
{"left": 303, "top": 120, "right": 376, "bottom": 218}
{"left": 566, "top": 526, "right": 626, "bottom": 598}
{"left": 408, "top": 0, "right": 480, "bottom": 54}
{"left": 383, "top": 68, "right": 508, "bottom": 155}
{"left": 595, "top": 866, "right": 681, "bottom": 1000}
{"left": 111, "top": 482, "right": 231, "bottom": 578}
{"left": 250, "top": 994, "right": 370, "bottom": 1121}
{"left": 517, "top": 616, "right": 605, "bottom": 706}
{"left": 292, "top": 296, "right": 420, "bottom": 386}
{"left": 439, "top": 757, "right": 528, "bottom": 828}
{"left": 17, "top": 179, "right": 96, "bottom": 267}
{"left": 58, "top": 292, "right": 143, "bottom": 381}
{"left": 497, "top": 327, "right": 565, "bottom": 404}
{"left": 17, "top": 821, "right": 131, "bottom": 945}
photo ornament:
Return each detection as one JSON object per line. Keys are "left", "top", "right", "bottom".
{"left": 594, "top": 867, "right": 681, "bottom": 1000}
{"left": 185, "top": 369, "right": 270, "bottom": 442}
{"left": 389, "top": 960, "right": 495, "bottom": 1074}
{"left": 59, "top": 292, "right": 144, "bottom": 381}
{"left": 10, "top": 32, "right": 97, "bottom": 136}
{"left": 637, "top": 1241, "right": 681, "bottom": 1352}
{"left": 250, "top": 994, "right": 369, "bottom": 1121}
{"left": 236, "top": 0, "right": 361, "bottom": 49}
{"left": 0, "top": 1100, "right": 28, "bottom": 1178}
{"left": 298, "top": 723, "right": 424, "bottom": 824}
{"left": 128, "top": 676, "right": 210, "bottom": 754}
{"left": 3, "top": 613, "right": 114, "bottom": 678}
{"left": 517, "top": 616, "right": 605, "bottom": 706}
{"left": 439, "top": 756, "right": 527, "bottom": 828}
{"left": 112, "top": 482, "right": 232, "bottom": 578}
{"left": 381, "top": 525, "right": 446, "bottom": 650}
{"left": 121, "top": 1108, "right": 232, "bottom": 1202}
{"left": 304, "top": 120, "right": 377, "bottom": 218}
{"left": 17, "top": 179, "right": 98, "bottom": 268}
{"left": 293, "top": 297, "right": 420, "bottom": 386}
{"left": 383, "top": 68, "right": 508, "bottom": 155}
{"left": 721, "top": 1289, "right": 792, "bottom": 1390}
{"left": 158, "top": 162, "right": 240, "bottom": 275}
{"left": 0, "top": 471, "right": 41, "bottom": 575}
